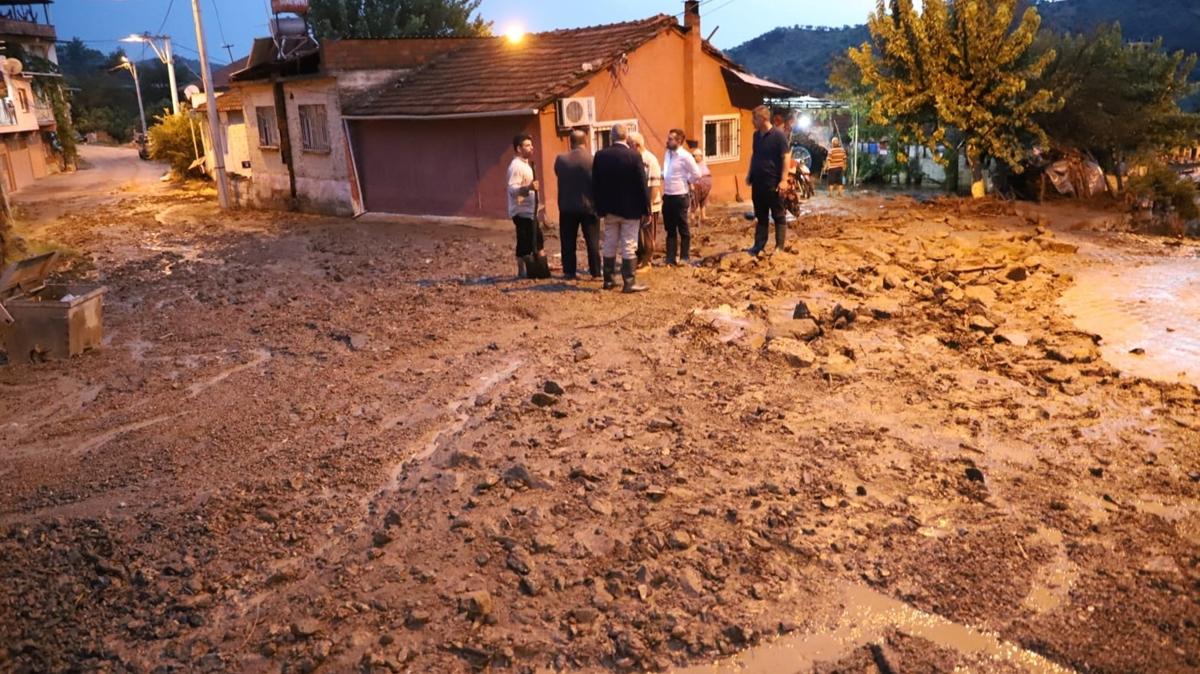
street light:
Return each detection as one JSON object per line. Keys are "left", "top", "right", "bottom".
{"left": 113, "top": 56, "right": 149, "bottom": 158}
{"left": 121, "top": 32, "right": 180, "bottom": 115}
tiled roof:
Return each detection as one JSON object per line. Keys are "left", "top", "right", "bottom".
{"left": 212, "top": 57, "right": 249, "bottom": 90}
{"left": 345, "top": 15, "right": 679, "bottom": 117}
{"left": 195, "top": 90, "right": 243, "bottom": 113}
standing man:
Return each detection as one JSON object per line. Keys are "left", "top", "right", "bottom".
{"left": 628, "top": 131, "right": 662, "bottom": 268}
{"left": 746, "top": 105, "right": 790, "bottom": 256}
{"left": 593, "top": 124, "right": 650, "bottom": 293}
{"left": 662, "top": 128, "right": 702, "bottom": 266}
{"left": 507, "top": 133, "right": 543, "bottom": 278}
{"left": 825, "top": 136, "right": 848, "bottom": 197}
{"left": 554, "top": 129, "right": 601, "bottom": 280}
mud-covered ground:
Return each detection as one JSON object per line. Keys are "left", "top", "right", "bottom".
{"left": 1, "top": 152, "right": 1198, "bottom": 673}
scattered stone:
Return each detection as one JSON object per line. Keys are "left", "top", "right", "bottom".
{"left": 1142, "top": 556, "right": 1181, "bottom": 576}
{"left": 792, "top": 301, "right": 812, "bottom": 320}
{"left": 460, "top": 591, "right": 493, "bottom": 620}
{"left": 832, "top": 303, "right": 858, "bottom": 329}
{"left": 519, "top": 575, "right": 542, "bottom": 596}
{"left": 678, "top": 567, "right": 705, "bottom": 595}
{"left": 767, "top": 338, "right": 816, "bottom": 368}
{"left": 1005, "top": 266, "right": 1029, "bottom": 282}
{"left": 768, "top": 318, "right": 821, "bottom": 342}
{"left": 668, "top": 530, "right": 693, "bottom": 549}
{"left": 531, "top": 392, "right": 559, "bottom": 407}
{"left": 821, "top": 354, "right": 857, "bottom": 378}
{"left": 506, "top": 551, "right": 533, "bottom": 576}
{"left": 349, "top": 333, "right": 370, "bottom": 351}
{"left": 372, "top": 530, "right": 394, "bottom": 547}
{"left": 1043, "top": 366, "right": 1077, "bottom": 384}
{"left": 502, "top": 464, "right": 548, "bottom": 490}
{"left": 405, "top": 609, "right": 432, "bottom": 629}
{"left": 1036, "top": 237, "right": 1079, "bottom": 254}
{"left": 291, "top": 619, "right": 322, "bottom": 639}
{"left": 864, "top": 297, "right": 902, "bottom": 319}
{"left": 964, "top": 286, "right": 997, "bottom": 307}
{"left": 964, "top": 467, "right": 985, "bottom": 483}
{"left": 969, "top": 315, "right": 996, "bottom": 333}
{"left": 543, "top": 380, "right": 565, "bottom": 396}
{"left": 994, "top": 330, "right": 1030, "bottom": 348}
{"left": 1130, "top": 347, "right": 1146, "bottom": 355}
{"left": 1045, "top": 339, "right": 1099, "bottom": 364}
{"left": 570, "top": 607, "right": 600, "bottom": 625}
{"left": 587, "top": 498, "right": 614, "bottom": 517}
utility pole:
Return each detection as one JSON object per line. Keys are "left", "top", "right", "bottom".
{"left": 114, "top": 57, "right": 149, "bottom": 148}
{"left": 190, "top": 0, "right": 230, "bottom": 209}
{"left": 121, "top": 33, "right": 180, "bottom": 115}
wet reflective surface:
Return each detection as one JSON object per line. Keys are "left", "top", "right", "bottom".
{"left": 675, "top": 583, "right": 1076, "bottom": 673}
{"left": 1060, "top": 254, "right": 1200, "bottom": 387}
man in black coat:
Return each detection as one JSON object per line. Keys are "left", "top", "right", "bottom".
{"left": 554, "top": 129, "right": 600, "bottom": 280}
{"left": 592, "top": 123, "right": 650, "bottom": 293}
{"left": 747, "top": 104, "right": 791, "bottom": 256}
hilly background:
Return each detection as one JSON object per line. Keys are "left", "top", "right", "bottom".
{"left": 727, "top": 0, "right": 1200, "bottom": 97}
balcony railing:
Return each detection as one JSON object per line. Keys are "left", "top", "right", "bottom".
{"left": 34, "top": 101, "right": 52, "bottom": 126}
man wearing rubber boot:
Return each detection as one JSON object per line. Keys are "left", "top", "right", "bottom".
{"left": 746, "top": 105, "right": 790, "bottom": 257}
{"left": 592, "top": 124, "right": 650, "bottom": 293}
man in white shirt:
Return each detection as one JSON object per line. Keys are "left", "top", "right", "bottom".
{"left": 628, "top": 131, "right": 662, "bottom": 268}
{"left": 662, "top": 128, "right": 702, "bottom": 265}
{"left": 506, "top": 133, "right": 543, "bottom": 278}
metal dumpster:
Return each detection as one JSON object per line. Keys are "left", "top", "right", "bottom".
{"left": 1, "top": 253, "right": 107, "bottom": 363}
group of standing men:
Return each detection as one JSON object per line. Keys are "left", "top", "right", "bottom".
{"left": 506, "top": 104, "right": 794, "bottom": 293}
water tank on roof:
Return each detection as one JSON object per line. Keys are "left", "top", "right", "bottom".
{"left": 271, "top": 16, "right": 309, "bottom": 38}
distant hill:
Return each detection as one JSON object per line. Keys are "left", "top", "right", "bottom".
{"left": 727, "top": 0, "right": 1200, "bottom": 96}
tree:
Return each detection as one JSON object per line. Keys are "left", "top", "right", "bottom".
{"left": 1031, "top": 24, "right": 1200, "bottom": 183}
{"left": 148, "top": 112, "right": 201, "bottom": 177}
{"left": 309, "top": 0, "right": 490, "bottom": 40}
{"left": 849, "top": 0, "right": 1062, "bottom": 196}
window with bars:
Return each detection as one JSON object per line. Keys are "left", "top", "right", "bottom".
{"left": 255, "top": 106, "right": 278, "bottom": 148}
{"left": 703, "top": 114, "right": 740, "bottom": 163}
{"left": 591, "top": 119, "right": 639, "bottom": 151}
{"left": 299, "top": 104, "right": 330, "bottom": 152}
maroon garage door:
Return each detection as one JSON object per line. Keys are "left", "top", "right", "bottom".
{"left": 348, "top": 116, "right": 536, "bottom": 218}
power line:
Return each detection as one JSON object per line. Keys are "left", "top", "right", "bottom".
{"left": 156, "top": 0, "right": 177, "bottom": 36}
{"left": 210, "top": 0, "right": 236, "bottom": 62}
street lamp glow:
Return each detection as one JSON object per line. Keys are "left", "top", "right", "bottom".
{"left": 504, "top": 24, "right": 525, "bottom": 44}
{"left": 121, "top": 33, "right": 146, "bottom": 43}
{"left": 797, "top": 114, "right": 813, "bottom": 131}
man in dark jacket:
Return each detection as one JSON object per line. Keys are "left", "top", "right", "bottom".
{"left": 554, "top": 129, "right": 600, "bottom": 280}
{"left": 747, "top": 105, "right": 790, "bottom": 256}
{"left": 592, "top": 123, "right": 650, "bottom": 293}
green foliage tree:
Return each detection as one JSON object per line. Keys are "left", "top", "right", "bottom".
{"left": 309, "top": 0, "right": 490, "bottom": 40}
{"left": 148, "top": 112, "right": 200, "bottom": 177}
{"left": 849, "top": 0, "right": 1062, "bottom": 196}
{"left": 1031, "top": 24, "right": 1200, "bottom": 181}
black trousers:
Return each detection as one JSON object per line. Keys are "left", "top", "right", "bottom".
{"left": 751, "top": 183, "right": 787, "bottom": 253}
{"left": 512, "top": 215, "right": 543, "bottom": 258}
{"left": 559, "top": 211, "right": 601, "bottom": 277}
{"left": 662, "top": 194, "right": 691, "bottom": 262}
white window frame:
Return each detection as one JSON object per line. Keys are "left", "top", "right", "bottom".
{"left": 298, "top": 104, "right": 331, "bottom": 153}
{"left": 703, "top": 114, "right": 741, "bottom": 164}
{"left": 255, "top": 106, "right": 278, "bottom": 149}
{"left": 590, "top": 119, "right": 639, "bottom": 151}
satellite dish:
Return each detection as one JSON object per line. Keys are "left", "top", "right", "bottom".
{"left": 184, "top": 84, "right": 201, "bottom": 97}
{"left": 2, "top": 58, "right": 23, "bottom": 76}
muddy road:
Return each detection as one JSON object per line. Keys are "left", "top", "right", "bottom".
{"left": 0, "top": 178, "right": 1197, "bottom": 673}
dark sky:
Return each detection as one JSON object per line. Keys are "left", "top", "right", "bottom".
{"left": 54, "top": 0, "right": 879, "bottom": 65}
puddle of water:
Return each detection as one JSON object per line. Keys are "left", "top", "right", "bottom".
{"left": 1060, "top": 258, "right": 1200, "bottom": 387}
{"left": 1022, "top": 527, "right": 1081, "bottom": 614}
{"left": 675, "top": 583, "right": 1076, "bottom": 674}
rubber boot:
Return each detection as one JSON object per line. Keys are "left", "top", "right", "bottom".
{"left": 516, "top": 257, "right": 527, "bottom": 279}
{"left": 602, "top": 257, "right": 617, "bottom": 290}
{"left": 665, "top": 232, "right": 678, "bottom": 266}
{"left": 680, "top": 232, "right": 691, "bottom": 263}
{"left": 621, "top": 259, "right": 648, "bottom": 294}
{"left": 775, "top": 224, "right": 788, "bottom": 253}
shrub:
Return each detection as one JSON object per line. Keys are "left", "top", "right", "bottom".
{"left": 148, "top": 112, "right": 201, "bottom": 177}
{"left": 1128, "top": 162, "right": 1199, "bottom": 220}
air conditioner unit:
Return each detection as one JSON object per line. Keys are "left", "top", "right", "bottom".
{"left": 557, "top": 97, "right": 596, "bottom": 128}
